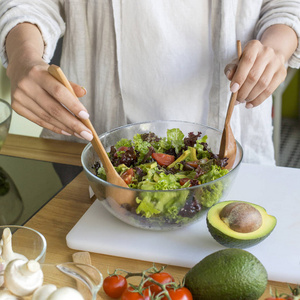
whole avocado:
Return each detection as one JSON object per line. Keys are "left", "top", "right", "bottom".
{"left": 184, "top": 248, "right": 268, "bottom": 300}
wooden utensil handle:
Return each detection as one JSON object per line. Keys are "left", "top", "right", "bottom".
{"left": 224, "top": 40, "right": 242, "bottom": 126}
{"left": 48, "top": 65, "right": 76, "bottom": 96}
{"left": 48, "top": 65, "right": 116, "bottom": 174}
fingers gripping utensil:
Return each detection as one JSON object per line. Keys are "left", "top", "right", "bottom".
{"left": 219, "top": 40, "right": 242, "bottom": 170}
{"left": 48, "top": 65, "right": 135, "bottom": 206}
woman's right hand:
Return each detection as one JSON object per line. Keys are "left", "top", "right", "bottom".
{"left": 5, "top": 23, "right": 93, "bottom": 141}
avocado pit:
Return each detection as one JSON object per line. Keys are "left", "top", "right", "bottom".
{"left": 219, "top": 202, "right": 263, "bottom": 233}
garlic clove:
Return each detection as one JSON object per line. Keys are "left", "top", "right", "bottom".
{"left": 47, "top": 287, "right": 84, "bottom": 300}
{"left": 1, "top": 229, "right": 27, "bottom": 263}
{"left": 4, "top": 259, "right": 43, "bottom": 297}
{"left": 0, "top": 289, "right": 23, "bottom": 299}
{"left": 32, "top": 284, "right": 57, "bottom": 300}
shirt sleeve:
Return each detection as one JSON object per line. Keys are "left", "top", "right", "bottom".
{"left": 254, "top": 0, "right": 300, "bottom": 68}
{"left": 0, "top": 0, "right": 66, "bottom": 68}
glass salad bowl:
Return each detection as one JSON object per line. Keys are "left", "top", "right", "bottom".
{"left": 81, "top": 120, "right": 243, "bottom": 231}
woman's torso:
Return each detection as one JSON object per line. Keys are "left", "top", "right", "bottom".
{"left": 43, "top": 0, "right": 275, "bottom": 165}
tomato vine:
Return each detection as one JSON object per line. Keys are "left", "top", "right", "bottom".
{"left": 103, "top": 265, "right": 191, "bottom": 300}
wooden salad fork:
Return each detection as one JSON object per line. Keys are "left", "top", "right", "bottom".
{"left": 48, "top": 65, "right": 135, "bottom": 206}
{"left": 219, "top": 40, "right": 242, "bottom": 170}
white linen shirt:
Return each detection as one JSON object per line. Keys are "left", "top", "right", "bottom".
{"left": 1, "top": 0, "right": 300, "bottom": 165}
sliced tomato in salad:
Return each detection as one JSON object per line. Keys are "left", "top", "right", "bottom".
{"left": 185, "top": 161, "right": 199, "bottom": 168}
{"left": 179, "top": 178, "right": 190, "bottom": 186}
{"left": 152, "top": 153, "right": 175, "bottom": 167}
{"left": 121, "top": 168, "right": 134, "bottom": 185}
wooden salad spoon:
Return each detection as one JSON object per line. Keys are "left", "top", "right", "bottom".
{"left": 48, "top": 65, "right": 135, "bottom": 206}
{"left": 219, "top": 40, "right": 242, "bottom": 170}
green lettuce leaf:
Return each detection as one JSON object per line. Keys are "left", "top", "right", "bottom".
{"left": 194, "top": 164, "right": 228, "bottom": 208}
{"left": 135, "top": 167, "right": 189, "bottom": 219}
{"left": 167, "top": 128, "right": 185, "bottom": 154}
{"left": 133, "top": 134, "right": 152, "bottom": 164}
{"left": 115, "top": 138, "right": 132, "bottom": 149}
{"left": 136, "top": 189, "right": 189, "bottom": 219}
{"left": 195, "top": 182, "right": 224, "bottom": 208}
{"left": 195, "top": 135, "right": 210, "bottom": 159}
{"left": 199, "top": 164, "right": 228, "bottom": 183}
{"left": 96, "top": 167, "right": 107, "bottom": 181}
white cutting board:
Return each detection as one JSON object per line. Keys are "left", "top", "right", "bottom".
{"left": 67, "top": 163, "right": 300, "bottom": 284}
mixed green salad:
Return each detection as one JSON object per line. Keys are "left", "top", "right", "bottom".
{"left": 94, "top": 128, "right": 229, "bottom": 224}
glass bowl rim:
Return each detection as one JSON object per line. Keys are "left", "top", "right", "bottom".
{"left": 0, "top": 98, "right": 12, "bottom": 126}
{"left": 81, "top": 120, "right": 243, "bottom": 192}
{"left": 0, "top": 225, "right": 47, "bottom": 262}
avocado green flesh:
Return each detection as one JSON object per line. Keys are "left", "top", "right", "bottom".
{"left": 167, "top": 147, "right": 197, "bottom": 169}
{"left": 184, "top": 248, "right": 268, "bottom": 300}
{"left": 207, "top": 200, "right": 277, "bottom": 249}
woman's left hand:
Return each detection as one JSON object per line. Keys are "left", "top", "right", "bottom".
{"left": 224, "top": 39, "right": 287, "bottom": 108}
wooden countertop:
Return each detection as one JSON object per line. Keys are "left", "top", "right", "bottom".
{"left": 1, "top": 134, "right": 296, "bottom": 299}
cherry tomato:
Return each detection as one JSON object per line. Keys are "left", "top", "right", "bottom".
{"left": 162, "top": 287, "right": 193, "bottom": 300}
{"left": 143, "top": 272, "right": 175, "bottom": 295}
{"left": 121, "top": 168, "right": 134, "bottom": 185}
{"left": 103, "top": 275, "right": 128, "bottom": 299}
{"left": 152, "top": 153, "right": 175, "bottom": 166}
{"left": 121, "top": 286, "right": 150, "bottom": 300}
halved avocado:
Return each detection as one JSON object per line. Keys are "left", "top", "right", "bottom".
{"left": 206, "top": 200, "right": 277, "bottom": 249}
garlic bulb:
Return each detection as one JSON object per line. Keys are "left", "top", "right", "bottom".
{"left": 47, "top": 287, "right": 84, "bottom": 300}
{"left": 4, "top": 259, "right": 43, "bottom": 297}
{"left": 32, "top": 284, "right": 57, "bottom": 300}
{"left": 0, "top": 289, "right": 23, "bottom": 299}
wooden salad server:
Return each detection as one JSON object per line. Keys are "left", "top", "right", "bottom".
{"left": 219, "top": 40, "right": 242, "bottom": 170}
{"left": 48, "top": 65, "right": 135, "bottom": 206}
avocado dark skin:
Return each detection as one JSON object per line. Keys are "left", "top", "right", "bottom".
{"left": 184, "top": 248, "right": 268, "bottom": 300}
